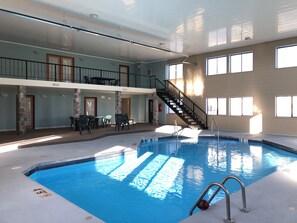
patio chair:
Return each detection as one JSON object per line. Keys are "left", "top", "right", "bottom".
{"left": 104, "top": 115, "right": 112, "bottom": 126}
{"left": 115, "top": 114, "right": 124, "bottom": 131}
{"left": 69, "top": 116, "right": 75, "bottom": 128}
{"left": 78, "top": 115, "right": 92, "bottom": 135}
{"left": 122, "top": 113, "right": 130, "bottom": 130}
{"left": 111, "top": 79, "right": 120, "bottom": 86}
{"left": 84, "top": 76, "right": 90, "bottom": 84}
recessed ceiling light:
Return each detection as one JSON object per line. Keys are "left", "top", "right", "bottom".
{"left": 90, "top": 13, "right": 98, "bottom": 19}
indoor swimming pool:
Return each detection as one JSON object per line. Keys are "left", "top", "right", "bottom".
{"left": 28, "top": 137, "right": 297, "bottom": 223}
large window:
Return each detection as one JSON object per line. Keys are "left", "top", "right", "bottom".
{"left": 207, "top": 98, "right": 227, "bottom": 115}
{"left": 167, "top": 64, "right": 183, "bottom": 114}
{"left": 276, "top": 45, "right": 297, "bottom": 68}
{"left": 230, "top": 97, "right": 253, "bottom": 116}
{"left": 207, "top": 56, "right": 227, "bottom": 75}
{"left": 275, "top": 96, "right": 297, "bottom": 117}
{"left": 169, "top": 64, "right": 183, "bottom": 79}
{"left": 230, "top": 52, "right": 253, "bottom": 73}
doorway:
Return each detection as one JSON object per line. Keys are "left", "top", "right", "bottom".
{"left": 119, "top": 65, "right": 129, "bottom": 87}
{"left": 84, "top": 97, "right": 97, "bottom": 116}
{"left": 25, "top": 95, "right": 35, "bottom": 129}
{"left": 47, "top": 54, "right": 74, "bottom": 82}
{"left": 122, "top": 98, "right": 131, "bottom": 117}
{"left": 148, "top": 99, "right": 153, "bottom": 123}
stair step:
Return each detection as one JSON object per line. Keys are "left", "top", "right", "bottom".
{"left": 158, "top": 85, "right": 207, "bottom": 129}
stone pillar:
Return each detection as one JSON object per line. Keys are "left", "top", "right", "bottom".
{"left": 115, "top": 91, "right": 122, "bottom": 114}
{"left": 17, "top": 86, "right": 26, "bottom": 135}
{"left": 153, "top": 92, "right": 159, "bottom": 125}
{"left": 73, "top": 89, "right": 81, "bottom": 118}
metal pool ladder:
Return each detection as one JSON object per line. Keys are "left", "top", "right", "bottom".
{"left": 211, "top": 117, "right": 219, "bottom": 141}
{"left": 189, "top": 175, "right": 249, "bottom": 223}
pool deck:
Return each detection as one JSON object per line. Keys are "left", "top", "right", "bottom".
{"left": 1, "top": 126, "right": 297, "bottom": 223}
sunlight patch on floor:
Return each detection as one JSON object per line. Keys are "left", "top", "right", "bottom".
{"left": 0, "top": 135, "right": 62, "bottom": 153}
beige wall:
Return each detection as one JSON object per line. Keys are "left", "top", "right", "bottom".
{"left": 169, "top": 37, "right": 297, "bottom": 136}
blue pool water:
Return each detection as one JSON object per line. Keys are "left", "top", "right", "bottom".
{"left": 29, "top": 137, "right": 297, "bottom": 223}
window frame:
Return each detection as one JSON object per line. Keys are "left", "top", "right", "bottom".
{"left": 276, "top": 44, "right": 297, "bottom": 69}
{"left": 229, "top": 51, "right": 253, "bottom": 73}
{"left": 206, "top": 55, "right": 227, "bottom": 76}
{"left": 168, "top": 63, "right": 183, "bottom": 80}
{"left": 206, "top": 97, "right": 227, "bottom": 115}
{"left": 275, "top": 96, "right": 297, "bottom": 118}
{"left": 229, "top": 97, "right": 253, "bottom": 116}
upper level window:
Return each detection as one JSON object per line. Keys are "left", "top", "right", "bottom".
{"left": 230, "top": 52, "right": 253, "bottom": 73}
{"left": 207, "top": 56, "right": 227, "bottom": 75}
{"left": 167, "top": 64, "right": 183, "bottom": 114}
{"left": 169, "top": 64, "right": 183, "bottom": 79}
{"left": 276, "top": 45, "right": 297, "bottom": 68}
{"left": 230, "top": 97, "right": 253, "bottom": 116}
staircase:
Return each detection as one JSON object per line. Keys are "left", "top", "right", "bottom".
{"left": 155, "top": 79, "right": 208, "bottom": 129}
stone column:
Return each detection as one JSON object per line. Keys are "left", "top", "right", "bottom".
{"left": 17, "top": 86, "right": 26, "bottom": 135}
{"left": 115, "top": 91, "right": 122, "bottom": 114}
{"left": 153, "top": 92, "right": 159, "bottom": 125}
{"left": 73, "top": 89, "right": 81, "bottom": 118}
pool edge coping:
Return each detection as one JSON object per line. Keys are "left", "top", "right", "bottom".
{"left": 24, "top": 134, "right": 297, "bottom": 177}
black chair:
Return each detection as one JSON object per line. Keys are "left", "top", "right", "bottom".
{"left": 69, "top": 116, "right": 75, "bottom": 128}
{"left": 78, "top": 115, "right": 92, "bottom": 135}
{"left": 115, "top": 114, "right": 129, "bottom": 131}
{"left": 115, "top": 114, "right": 124, "bottom": 131}
{"left": 111, "top": 79, "right": 120, "bottom": 86}
{"left": 122, "top": 113, "right": 130, "bottom": 130}
{"left": 84, "top": 76, "right": 90, "bottom": 84}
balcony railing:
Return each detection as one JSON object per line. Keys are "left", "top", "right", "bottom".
{"left": 0, "top": 57, "right": 156, "bottom": 88}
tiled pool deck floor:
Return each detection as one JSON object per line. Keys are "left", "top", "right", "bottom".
{"left": 1, "top": 126, "right": 297, "bottom": 223}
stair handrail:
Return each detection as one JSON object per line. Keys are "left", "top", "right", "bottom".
{"left": 155, "top": 78, "right": 166, "bottom": 90}
{"left": 189, "top": 182, "right": 233, "bottom": 223}
{"left": 208, "top": 175, "right": 249, "bottom": 213}
{"left": 166, "top": 80, "right": 207, "bottom": 116}
{"left": 165, "top": 80, "right": 208, "bottom": 128}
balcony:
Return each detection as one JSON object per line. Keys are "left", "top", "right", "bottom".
{"left": 0, "top": 57, "right": 156, "bottom": 91}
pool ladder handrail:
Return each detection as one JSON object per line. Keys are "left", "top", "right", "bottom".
{"left": 173, "top": 118, "right": 181, "bottom": 140}
{"left": 189, "top": 175, "right": 249, "bottom": 223}
{"left": 210, "top": 117, "right": 219, "bottom": 140}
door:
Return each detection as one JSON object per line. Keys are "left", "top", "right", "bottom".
{"left": 121, "top": 98, "right": 131, "bottom": 118}
{"left": 61, "top": 57, "right": 74, "bottom": 82}
{"left": 84, "top": 97, "right": 97, "bottom": 116}
{"left": 119, "top": 65, "right": 129, "bottom": 87}
{"left": 47, "top": 54, "right": 74, "bottom": 82}
{"left": 26, "top": 95, "right": 35, "bottom": 129}
{"left": 148, "top": 99, "right": 153, "bottom": 123}
{"left": 47, "top": 55, "right": 60, "bottom": 81}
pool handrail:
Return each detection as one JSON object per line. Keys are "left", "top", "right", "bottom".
{"left": 208, "top": 175, "right": 249, "bottom": 213}
{"left": 210, "top": 117, "right": 219, "bottom": 141}
{"left": 189, "top": 182, "right": 233, "bottom": 222}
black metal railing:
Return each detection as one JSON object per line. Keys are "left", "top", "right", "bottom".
{"left": 0, "top": 56, "right": 155, "bottom": 88}
{"left": 155, "top": 78, "right": 208, "bottom": 128}
{"left": 165, "top": 80, "right": 208, "bottom": 128}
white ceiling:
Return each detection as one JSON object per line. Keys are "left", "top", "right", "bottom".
{"left": 0, "top": 0, "right": 297, "bottom": 63}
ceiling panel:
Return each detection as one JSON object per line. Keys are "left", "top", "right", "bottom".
{"left": 0, "top": 0, "right": 297, "bottom": 63}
